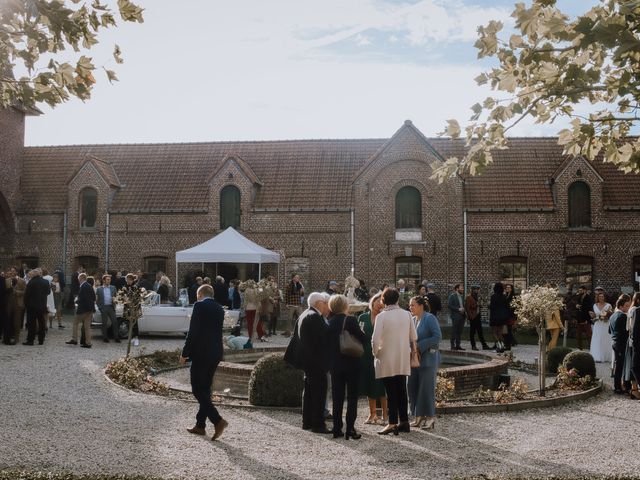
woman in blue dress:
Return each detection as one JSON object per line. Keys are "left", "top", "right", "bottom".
{"left": 408, "top": 295, "right": 442, "bottom": 430}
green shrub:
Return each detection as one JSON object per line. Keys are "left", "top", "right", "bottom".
{"left": 546, "top": 346, "right": 573, "bottom": 374}
{"left": 562, "top": 350, "right": 597, "bottom": 378}
{"left": 248, "top": 352, "right": 303, "bottom": 407}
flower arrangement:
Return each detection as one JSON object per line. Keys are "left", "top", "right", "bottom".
{"left": 511, "top": 285, "right": 565, "bottom": 395}
{"left": 116, "top": 284, "right": 144, "bottom": 357}
{"left": 344, "top": 276, "right": 360, "bottom": 289}
{"left": 238, "top": 279, "right": 258, "bottom": 292}
{"left": 511, "top": 285, "right": 565, "bottom": 330}
{"left": 105, "top": 356, "right": 169, "bottom": 394}
{"left": 257, "top": 277, "right": 279, "bottom": 301}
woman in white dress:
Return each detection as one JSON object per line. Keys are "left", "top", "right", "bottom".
{"left": 590, "top": 292, "right": 612, "bottom": 362}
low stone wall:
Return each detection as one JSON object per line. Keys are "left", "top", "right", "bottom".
{"left": 440, "top": 351, "right": 509, "bottom": 396}
{"left": 213, "top": 346, "right": 286, "bottom": 395}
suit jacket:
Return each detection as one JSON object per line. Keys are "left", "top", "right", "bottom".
{"left": 464, "top": 293, "right": 480, "bottom": 320}
{"left": 76, "top": 282, "right": 96, "bottom": 314}
{"left": 96, "top": 285, "right": 117, "bottom": 309}
{"left": 577, "top": 293, "right": 594, "bottom": 323}
{"left": 24, "top": 275, "right": 51, "bottom": 312}
{"left": 182, "top": 297, "right": 224, "bottom": 364}
{"left": 327, "top": 313, "right": 366, "bottom": 372}
{"left": 448, "top": 291, "right": 465, "bottom": 321}
{"left": 415, "top": 312, "right": 442, "bottom": 368}
{"left": 609, "top": 310, "right": 628, "bottom": 352}
{"left": 298, "top": 307, "right": 329, "bottom": 374}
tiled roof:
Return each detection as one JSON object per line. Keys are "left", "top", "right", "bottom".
{"left": 19, "top": 139, "right": 385, "bottom": 212}
{"left": 18, "top": 134, "right": 640, "bottom": 213}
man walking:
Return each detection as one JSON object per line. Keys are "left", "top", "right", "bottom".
{"left": 465, "top": 284, "right": 489, "bottom": 350}
{"left": 448, "top": 283, "right": 466, "bottom": 350}
{"left": 66, "top": 273, "right": 95, "bottom": 348}
{"left": 97, "top": 274, "right": 119, "bottom": 343}
{"left": 23, "top": 268, "right": 51, "bottom": 346}
{"left": 180, "top": 284, "right": 227, "bottom": 440}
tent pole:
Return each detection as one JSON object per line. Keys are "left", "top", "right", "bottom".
{"left": 175, "top": 259, "right": 178, "bottom": 292}
{"left": 258, "top": 263, "right": 261, "bottom": 281}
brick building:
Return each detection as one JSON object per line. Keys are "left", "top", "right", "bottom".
{"left": 1, "top": 106, "right": 640, "bottom": 295}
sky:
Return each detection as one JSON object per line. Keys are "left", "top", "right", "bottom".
{"left": 24, "top": 0, "right": 598, "bottom": 146}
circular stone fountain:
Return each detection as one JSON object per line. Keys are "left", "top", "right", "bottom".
{"left": 157, "top": 346, "right": 508, "bottom": 398}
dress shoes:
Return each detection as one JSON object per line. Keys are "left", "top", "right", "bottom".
{"left": 22, "top": 341, "right": 34, "bottom": 346}
{"left": 212, "top": 418, "right": 228, "bottom": 440}
{"left": 345, "top": 430, "right": 361, "bottom": 440}
{"left": 471, "top": 346, "right": 479, "bottom": 351}
{"left": 302, "top": 424, "right": 311, "bottom": 431}
{"left": 482, "top": 344, "right": 491, "bottom": 350}
{"left": 455, "top": 346, "right": 466, "bottom": 351}
{"left": 187, "top": 426, "right": 206, "bottom": 435}
{"left": 80, "top": 344, "right": 92, "bottom": 348}
{"left": 65, "top": 340, "right": 78, "bottom": 345}
{"left": 397, "top": 422, "right": 411, "bottom": 433}
{"left": 115, "top": 339, "right": 121, "bottom": 343}
{"left": 311, "top": 427, "right": 332, "bottom": 434}
{"left": 332, "top": 431, "right": 344, "bottom": 438}
{"left": 103, "top": 338, "right": 110, "bottom": 343}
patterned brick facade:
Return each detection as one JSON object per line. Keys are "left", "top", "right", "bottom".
{"left": 3, "top": 108, "right": 640, "bottom": 297}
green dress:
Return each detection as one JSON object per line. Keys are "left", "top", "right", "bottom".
{"left": 358, "top": 311, "right": 386, "bottom": 398}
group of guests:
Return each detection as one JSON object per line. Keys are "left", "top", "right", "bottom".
{"left": 190, "top": 275, "right": 282, "bottom": 343}
{"left": 286, "top": 286, "right": 442, "bottom": 439}
{"left": 0, "top": 266, "right": 70, "bottom": 345}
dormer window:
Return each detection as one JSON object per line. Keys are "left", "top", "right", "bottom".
{"left": 220, "top": 185, "right": 241, "bottom": 229}
{"left": 568, "top": 181, "right": 591, "bottom": 228}
{"left": 80, "top": 188, "right": 97, "bottom": 229}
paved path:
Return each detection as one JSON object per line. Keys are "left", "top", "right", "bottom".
{"left": 0, "top": 323, "right": 636, "bottom": 479}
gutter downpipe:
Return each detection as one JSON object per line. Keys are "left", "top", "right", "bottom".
{"left": 105, "top": 212, "right": 110, "bottom": 272}
{"left": 62, "top": 211, "right": 68, "bottom": 281}
{"left": 350, "top": 208, "right": 355, "bottom": 275}
{"left": 463, "top": 209, "right": 468, "bottom": 294}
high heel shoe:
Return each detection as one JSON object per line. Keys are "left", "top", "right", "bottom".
{"left": 345, "top": 430, "right": 361, "bottom": 440}
{"left": 377, "top": 424, "right": 398, "bottom": 436}
{"left": 410, "top": 416, "right": 425, "bottom": 428}
{"left": 421, "top": 418, "right": 435, "bottom": 430}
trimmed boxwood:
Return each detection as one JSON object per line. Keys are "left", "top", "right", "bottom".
{"left": 546, "top": 346, "right": 573, "bottom": 374}
{"left": 248, "top": 352, "right": 303, "bottom": 407}
{"left": 562, "top": 350, "right": 597, "bottom": 378}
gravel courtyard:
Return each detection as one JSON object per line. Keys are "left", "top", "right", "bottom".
{"left": 1, "top": 322, "right": 638, "bottom": 480}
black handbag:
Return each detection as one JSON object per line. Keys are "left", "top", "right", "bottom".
{"left": 339, "top": 316, "right": 364, "bottom": 358}
{"left": 284, "top": 318, "right": 304, "bottom": 369}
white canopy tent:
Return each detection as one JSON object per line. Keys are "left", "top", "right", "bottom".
{"left": 174, "top": 227, "right": 281, "bottom": 286}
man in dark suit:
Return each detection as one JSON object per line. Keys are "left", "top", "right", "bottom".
{"left": 180, "top": 284, "right": 227, "bottom": 440}
{"left": 448, "top": 283, "right": 466, "bottom": 350}
{"left": 425, "top": 282, "right": 442, "bottom": 317}
{"left": 66, "top": 273, "right": 96, "bottom": 348}
{"left": 23, "top": 268, "right": 51, "bottom": 345}
{"left": 97, "top": 274, "right": 119, "bottom": 343}
{"left": 296, "top": 292, "right": 331, "bottom": 433}
{"left": 575, "top": 285, "right": 594, "bottom": 350}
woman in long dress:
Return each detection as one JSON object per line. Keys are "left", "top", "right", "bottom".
{"left": 590, "top": 292, "right": 612, "bottom": 362}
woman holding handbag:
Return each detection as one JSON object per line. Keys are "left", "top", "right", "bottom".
{"left": 407, "top": 296, "right": 442, "bottom": 429}
{"left": 327, "top": 294, "right": 367, "bottom": 439}
{"left": 372, "top": 288, "right": 418, "bottom": 435}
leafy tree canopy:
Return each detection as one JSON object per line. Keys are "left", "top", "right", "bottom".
{"left": 0, "top": 0, "right": 143, "bottom": 110}
{"left": 432, "top": 0, "right": 640, "bottom": 182}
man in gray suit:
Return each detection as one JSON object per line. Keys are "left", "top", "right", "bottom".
{"left": 97, "top": 274, "right": 120, "bottom": 343}
{"left": 447, "top": 283, "right": 466, "bottom": 351}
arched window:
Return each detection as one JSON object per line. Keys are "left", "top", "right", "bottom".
{"left": 79, "top": 188, "right": 97, "bottom": 229}
{"left": 568, "top": 181, "right": 591, "bottom": 228}
{"left": 220, "top": 185, "right": 241, "bottom": 229}
{"left": 395, "top": 186, "right": 421, "bottom": 229}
